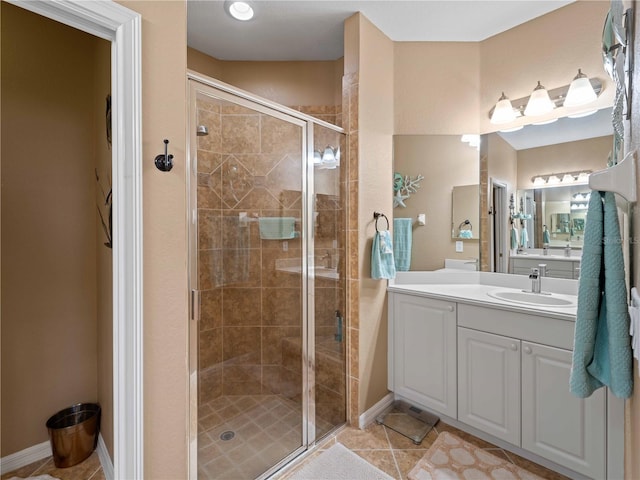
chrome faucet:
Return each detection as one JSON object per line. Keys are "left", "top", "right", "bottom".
{"left": 564, "top": 244, "right": 572, "bottom": 258}
{"left": 529, "top": 268, "right": 541, "bottom": 294}
{"left": 464, "top": 258, "right": 479, "bottom": 271}
{"left": 537, "top": 263, "right": 547, "bottom": 277}
{"left": 542, "top": 244, "right": 549, "bottom": 255}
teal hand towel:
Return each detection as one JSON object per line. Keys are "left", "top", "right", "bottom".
{"left": 520, "top": 226, "right": 528, "bottom": 248}
{"left": 259, "top": 217, "right": 297, "bottom": 240}
{"left": 371, "top": 230, "right": 396, "bottom": 280}
{"left": 393, "top": 218, "right": 412, "bottom": 271}
{"left": 543, "top": 228, "right": 551, "bottom": 244}
{"left": 570, "top": 191, "right": 633, "bottom": 398}
{"left": 510, "top": 225, "right": 519, "bottom": 249}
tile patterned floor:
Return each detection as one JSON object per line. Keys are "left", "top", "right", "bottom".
{"left": 2, "top": 419, "right": 570, "bottom": 480}
{"left": 1, "top": 451, "right": 104, "bottom": 480}
{"left": 276, "top": 421, "right": 571, "bottom": 480}
{"left": 198, "top": 394, "right": 334, "bottom": 479}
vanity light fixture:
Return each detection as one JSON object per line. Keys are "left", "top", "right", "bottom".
{"left": 524, "top": 81, "right": 555, "bottom": 116}
{"left": 546, "top": 174, "right": 561, "bottom": 185}
{"left": 314, "top": 146, "right": 340, "bottom": 169}
{"left": 488, "top": 71, "right": 602, "bottom": 124}
{"left": 530, "top": 170, "right": 593, "bottom": 188}
{"left": 564, "top": 69, "right": 598, "bottom": 107}
{"left": 226, "top": 1, "right": 254, "bottom": 21}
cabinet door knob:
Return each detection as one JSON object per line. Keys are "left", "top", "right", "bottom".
{"left": 510, "top": 343, "right": 518, "bottom": 351}
{"left": 524, "top": 346, "right": 532, "bottom": 354}
{"left": 448, "top": 305, "right": 455, "bottom": 312}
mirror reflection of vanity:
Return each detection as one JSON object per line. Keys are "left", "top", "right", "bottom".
{"left": 483, "top": 108, "right": 613, "bottom": 276}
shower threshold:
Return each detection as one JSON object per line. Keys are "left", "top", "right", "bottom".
{"left": 375, "top": 400, "right": 439, "bottom": 445}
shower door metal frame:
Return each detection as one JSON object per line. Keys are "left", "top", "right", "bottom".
{"left": 187, "top": 72, "right": 345, "bottom": 479}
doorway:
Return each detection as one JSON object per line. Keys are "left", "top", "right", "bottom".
{"left": 188, "top": 77, "right": 347, "bottom": 479}
{"left": 0, "top": 1, "right": 143, "bottom": 478}
{"left": 491, "top": 180, "right": 508, "bottom": 273}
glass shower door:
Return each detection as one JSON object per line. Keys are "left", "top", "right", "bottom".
{"left": 190, "top": 84, "right": 308, "bottom": 479}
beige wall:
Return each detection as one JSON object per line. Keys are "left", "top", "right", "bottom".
{"left": 394, "top": 135, "right": 480, "bottom": 270}
{"left": 348, "top": 14, "right": 395, "bottom": 412}
{"left": 516, "top": 135, "right": 614, "bottom": 189}
{"left": 1, "top": 3, "right": 104, "bottom": 456}
{"left": 116, "top": 1, "right": 189, "bottom": 478}
{"left": 394, "top": 42, "right": 480, "bottom": 135}
{"left": 188, "top": 47, "right": 343, "bottom": 108}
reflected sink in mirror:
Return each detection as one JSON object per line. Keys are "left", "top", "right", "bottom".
{"left": 487, "top": 290, "right": 575, "bottom": 307}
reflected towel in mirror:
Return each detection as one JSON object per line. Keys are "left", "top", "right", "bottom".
{"left": 393, "top": 218, "right": 412, "bottom": 271}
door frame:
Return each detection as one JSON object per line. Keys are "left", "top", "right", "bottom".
{"left": 490, "top": 179, "right": 508, "bottom": 273}
{"left": 6, "top": 1, "right": 144, "bottom": 478}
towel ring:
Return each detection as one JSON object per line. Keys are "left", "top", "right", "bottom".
{"left": 373, "top": 212, "right": 389, "bottom": 232}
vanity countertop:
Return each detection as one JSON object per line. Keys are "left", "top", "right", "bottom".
{"left": 388, "top": 271, "right": 577, "bottom": 321}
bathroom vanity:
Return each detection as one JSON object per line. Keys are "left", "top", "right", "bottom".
{"left": 509, "top": 251, "right": 581, "bottom": 279}
{"left": 387, "top": 272, "right": 623, "bottom": 480}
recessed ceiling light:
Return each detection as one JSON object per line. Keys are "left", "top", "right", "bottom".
{"left": 227, "top": 1, "right": 254, "bottom": 21}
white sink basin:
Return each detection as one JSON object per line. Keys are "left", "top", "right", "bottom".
{"left": 487, "top": 290, "right": 575, "bottom": 307}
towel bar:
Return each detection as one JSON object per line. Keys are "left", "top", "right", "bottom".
{"left": 588, "top": 150, "right": 637, "bottom": 203}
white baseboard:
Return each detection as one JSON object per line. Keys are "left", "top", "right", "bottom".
{"left": 96, "top": 433, "right": 114, "bottom": 480}
{"left": 358, "top": 392, "right": 395, "bottom": 429}
{"left": 0, "top": 434, "right": 113, "bottom": 479}
{"left": 0, "top": 440, "right": 51, "bottom": 475}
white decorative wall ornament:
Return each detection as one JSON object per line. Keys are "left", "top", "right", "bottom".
{"left": 393, "top": 172, "right": 424, "bottom": 208}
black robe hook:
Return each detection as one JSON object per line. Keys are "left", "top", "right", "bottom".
{"left": 155, "top": 139, "right": 174, "bottom": 172}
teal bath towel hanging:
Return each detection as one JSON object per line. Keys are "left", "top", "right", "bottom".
{"left": 570, "top": 191, "right": 633, "bottom": 399}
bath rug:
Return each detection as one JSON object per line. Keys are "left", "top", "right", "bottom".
{"left": 408, "top": 432, "right": 544, "bottom": 480}
{"left": 289, "top": 442, "right": 393, "bottom": 479}
{"left": 7, "top": 476, "right": 61, "bottom": 480}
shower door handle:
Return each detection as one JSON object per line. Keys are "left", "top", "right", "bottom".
{"left": 191, "top": 289, "right": 201, "bottom": 321}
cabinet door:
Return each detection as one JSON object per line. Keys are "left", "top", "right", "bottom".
{"left": 458, "top": 327, "right": 520, "bottom": 444}
{"left": 522, "top": 342, "right": 606, "bottom": 479}
{"left": 391, "top": 294, "right": 457, "bottom": 417}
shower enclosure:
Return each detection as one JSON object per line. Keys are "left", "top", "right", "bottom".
{"left": 188, "top": 75, "right": 347, "bottom": 479}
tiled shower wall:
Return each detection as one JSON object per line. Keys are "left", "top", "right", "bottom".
{"left": 196, "top": 96, "right": 346, "bottom": 428}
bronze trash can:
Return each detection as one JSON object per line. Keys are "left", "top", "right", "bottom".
{"left": 46, "top": 403, "right": 101, "bottom": 468}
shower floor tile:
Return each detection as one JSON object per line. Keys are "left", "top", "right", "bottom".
{"left": 199, "top": 394, "right": 302, "bottom": 479}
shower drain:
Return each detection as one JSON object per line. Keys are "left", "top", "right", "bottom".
{"left": 220, "top": 430, "right": 235, "bottom": 441}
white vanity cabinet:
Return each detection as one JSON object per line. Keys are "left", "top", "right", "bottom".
{"left": 457, "top": 328, "right": 521, "bottom": 445}
{"left": 457, "top": 318, "right": 606, "bottom": 479}
{"left": 521, "top": 341, "right": 606, "bottom": 479}
{"left": 509, "top": 256, "right": 580, "bottom": 279}
{"left": 388, "top": 293, "right": 457, "bottom": 418}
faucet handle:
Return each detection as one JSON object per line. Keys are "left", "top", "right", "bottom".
{"left": 529, "top": 267, "right": 539, "bottom": 279}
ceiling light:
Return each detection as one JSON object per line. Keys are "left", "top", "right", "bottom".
{"left": 524, "top": 81, "right": 555, "bottom": 116}
{"left": 561, "top": 174, "right": 575, "bottom": 184}
{"left": 564, "top": 69, "right": 598, "bottom": 107}
{"left": 227, "top": 1, "right": 254, "bottom": 21}
{"left": 490, "top": 93, "right": 517, "bottom": 124}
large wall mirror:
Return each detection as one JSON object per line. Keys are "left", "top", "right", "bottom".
{"left": 393, "top": 135, "right": 480, "bottom": 271}
{"left": 483, "top": 107, "right": 613, "bottom": 272}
